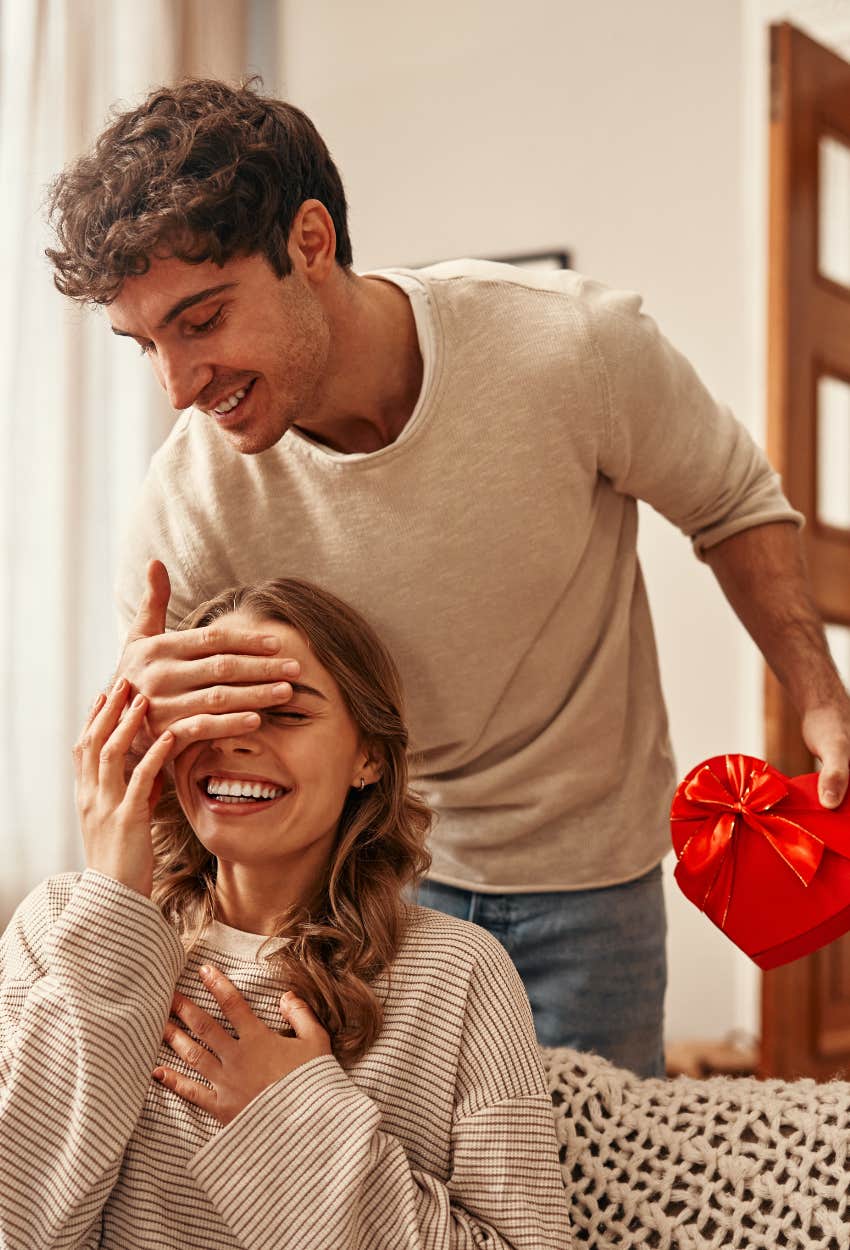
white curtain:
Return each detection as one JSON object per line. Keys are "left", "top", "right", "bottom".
{"left": 0, "top": 0, "right": 248, "bottom": 922}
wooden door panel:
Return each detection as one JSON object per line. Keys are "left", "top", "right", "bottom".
{"left": 816, "top": 942, "right": 850, "bottom": 1060}
{"left": 764, "top": 22, "right": 850, "bottom": 1079}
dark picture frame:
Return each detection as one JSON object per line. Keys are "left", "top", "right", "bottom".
{"left": 484, "top": 249, "right": 571, "bottom": 271}
{"left": 412, "top": 249, "right": 571, "bottom": 271}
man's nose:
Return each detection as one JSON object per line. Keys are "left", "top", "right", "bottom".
{"left": 156, "top": 347, "right": 213, "bottom": 412}
{"left": 210, "top": 731, "right": 261, "bottom": 754}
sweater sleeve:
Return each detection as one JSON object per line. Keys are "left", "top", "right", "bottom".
{"left": 188, "top": 937, "right": 571, "bottom": 1249}
{"left": 582, "top": 278, "right": 804, "bottom": 557}
{"left": 114, "top": 428, "right": 208, "bottom": 640}
{"left": 0, "top": 871, "right": 186, "bottom": 1250}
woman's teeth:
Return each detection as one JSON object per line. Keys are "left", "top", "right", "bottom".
{"left": 213, "top": 387, "right": 247, "bottom": 414}
{"left": 206, "top": 778, "right": 286, "bottom": 801}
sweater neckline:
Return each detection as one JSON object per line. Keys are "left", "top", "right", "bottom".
{"left": 199, "top": 918, "right": 291, "bottom": 963}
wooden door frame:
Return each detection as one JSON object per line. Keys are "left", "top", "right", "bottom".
{"left": 763, "top": 21, "right": 850, "bottom": 1078}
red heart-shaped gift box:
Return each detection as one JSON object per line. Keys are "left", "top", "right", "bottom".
{"left": 670, "top": 753, "right": 850, "bottom": 970}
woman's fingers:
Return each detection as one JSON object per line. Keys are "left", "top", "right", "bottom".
{"left": 124, "top": 728, "right": 175, "bottom": 810}
{"left": 84, "top": 691, "right": 108, "bottom": 731}
{"left": 72, "top": 692, "right": 106, "bottom": 784}
{"left": 169, "top": 990, "right": 235, "bottom": 1059}
{"left": 74, "top": 678, "right": 132, "bottom": 792}
{"left": 162, "top": 1020, "right": 222, "bottom": 1081}
{"left": 97, "top": 693, "right": 151, "bottom": 799}
{"left": 197, "top": 965, "right": 261, "bottom": 1040}
{"left": 279, "top": 992, "right": 330, "bottom": 1046}
{"left": 152, "top": 1065, "right": 215, "bottom": 1116}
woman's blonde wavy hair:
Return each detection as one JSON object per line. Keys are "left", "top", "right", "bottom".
{"left": 150, "top": 578, "right": 432, "bottom": 1065}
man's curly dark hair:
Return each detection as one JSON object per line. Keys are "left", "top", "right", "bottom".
{"left": 45, "top": 77, "right": 353, "bottom": 306}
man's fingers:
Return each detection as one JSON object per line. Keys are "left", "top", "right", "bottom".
{"left": 141, "top": 682, "right": 293, "bottom": 746}
{"left": 128, "top": 559, "right": 171, "bottom": 642}
{"left": 163, "top": 711, "right": 262, "bottom": 754}
{"left": 138, "top": 652, "right": 300, "bottom": 701}
{"left": 801, "top": 704, "right": 850, "bottom": 809}
{"left": 185, "top": 653, "right": 301, "bottom": 688}
{"left": 158, "top": 682, "right": 296, "bottom": 728}
{"left": 818, "top": 757, "right": 849, "bottom": 808}
{"left": 145, "top": 623, "right": 296, "bottom": 663}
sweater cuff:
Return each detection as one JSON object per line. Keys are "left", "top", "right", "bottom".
{"left": 188, "top": 1054, "right": 380, "bottom": 1231}
{"left": 46, "top": 869, "right": 186, "bottom": 1001}
{"left": 692, "top": 506, "right": 805, "bottom": 560}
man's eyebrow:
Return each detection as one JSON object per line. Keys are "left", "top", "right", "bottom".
{"left": 288, "top": 681, "right": 329, "bottom": 702}
{"left": 109, "top": 283, "right": 238, "bottom": 337}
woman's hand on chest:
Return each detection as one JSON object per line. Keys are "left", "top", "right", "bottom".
{"left": 153, "top": 963, "right": 332, "bottom": 1125}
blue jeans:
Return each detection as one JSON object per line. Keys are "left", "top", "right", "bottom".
{"left": 414, "top": 863, "right": 667, "bottom": 1077}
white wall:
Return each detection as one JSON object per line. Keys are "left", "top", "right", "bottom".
{"left": 278, "top": 0, "right": 763, "bottom": 1042}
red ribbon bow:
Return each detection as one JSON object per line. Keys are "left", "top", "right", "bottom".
{"left": 672, "top": 754, "right": 825, "bottom": 929}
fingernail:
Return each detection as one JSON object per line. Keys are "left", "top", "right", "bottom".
{"left": 113, "top": 677, "right": 127, "bottom": 694}
{"left": 272, "top": 682, "right": 292, "bottom": 697}
{"left": 262, "top": 636, "right": 281, "bottom": 653}
{"left": 823, "top": 790, "right": 839, "bottom": 806}
{"left": 282, "top": 661, "right": 300, "bottom": 676}
{"left": 132, "top": 693, "right": 146, "bottom": 709}
{"left": 242, "top": 713, "right": 261, "bottom": 727}
{"left": 199, "top": 964, "right": 212, "bottom": 979}
{"left": 152, "top": 1068, "right": 164, "bottom": 1081}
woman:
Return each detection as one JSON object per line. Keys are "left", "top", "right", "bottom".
{"left": 0, "top": 577, "right": 569, "bottom": 1249}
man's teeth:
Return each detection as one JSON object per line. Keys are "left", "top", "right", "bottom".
{"left": 206, "top": 778, "right": 286, "bottom": 801}
{"left": 213, "top": 387, "right": 247, "bottom": 414}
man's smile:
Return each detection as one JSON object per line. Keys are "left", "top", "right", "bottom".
{"left": 201, "top": 377, "right": 257, "bottom": 419}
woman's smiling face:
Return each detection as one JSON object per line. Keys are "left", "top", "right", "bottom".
{"left": 172, "top": 610, "right": 378, "bottom": 872}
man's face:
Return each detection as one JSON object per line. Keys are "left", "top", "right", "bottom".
{"left": 108, "top": 251, "right": 330, "bottom": 454}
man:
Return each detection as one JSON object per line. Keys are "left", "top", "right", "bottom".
{"left": 47, "top": 79, "right": 850, "bottom": 1076}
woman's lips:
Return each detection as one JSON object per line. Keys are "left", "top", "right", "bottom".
{"left": 196, "top": 778, "right": 290, "bottom": 816}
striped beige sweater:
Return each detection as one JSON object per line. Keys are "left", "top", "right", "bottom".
{"left": 0, "top": 870, "right": 570, "bottom": 1249}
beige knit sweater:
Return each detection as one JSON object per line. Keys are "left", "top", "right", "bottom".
{"left": 115, "top": 261, "right": 801, "bottom": 893}
{"left": 0, "top": 870, "right": 570, "bottom": 1249}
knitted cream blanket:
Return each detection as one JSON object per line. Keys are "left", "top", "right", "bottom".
{"left": 542, "top": 1047, "right": 850, "bottom": 1249}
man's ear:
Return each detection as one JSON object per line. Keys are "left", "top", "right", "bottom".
{"left": 287, "top": 199, "right": 336, "bottom": 283}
